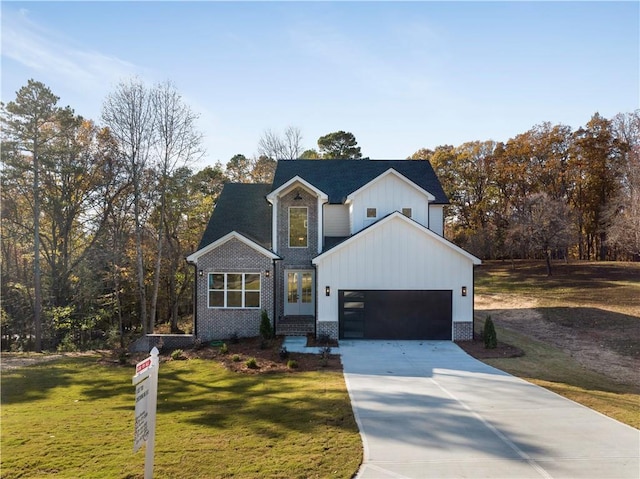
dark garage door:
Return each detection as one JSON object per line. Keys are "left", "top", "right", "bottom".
{"left": 339, "top": 290, "right": 452, "bottom": 340}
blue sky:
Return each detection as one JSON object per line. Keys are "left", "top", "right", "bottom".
{"left": 2, "top": 1, "right": 638, "bottom": 167}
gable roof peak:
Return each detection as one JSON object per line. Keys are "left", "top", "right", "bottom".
{"left": 271, "top": 159, "right": 449, "bottom": 204}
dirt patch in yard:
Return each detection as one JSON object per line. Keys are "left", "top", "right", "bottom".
{"left": 1, "top": 352, "right": 99, "bottom": 371}
{"left": 474, "top": 293, "right": 640, "bottom": 386}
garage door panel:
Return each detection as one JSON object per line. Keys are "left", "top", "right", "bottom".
{"left": 339, "top": 290, "right": 452, "bottom": 340}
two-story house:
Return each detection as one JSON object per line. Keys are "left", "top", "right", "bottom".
{"left": 186, "top": 159, "right": 481, "bottom": 342}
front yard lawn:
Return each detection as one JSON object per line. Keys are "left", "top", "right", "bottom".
{"left": 1, "top": 354, "right": 361, "bottom": 478}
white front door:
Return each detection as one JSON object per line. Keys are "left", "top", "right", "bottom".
{"left": 284, "top": 270, "right": 314, "bottom": 316}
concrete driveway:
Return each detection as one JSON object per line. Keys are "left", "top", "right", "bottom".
{"left": 340, "top": 340, "right": 639, "bottom": 479}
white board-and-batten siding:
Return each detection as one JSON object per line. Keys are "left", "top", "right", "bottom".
{"left": 323, "top": 204, "right": 350, "bottom": 237}
{"left": 348, "top": 171, "right": 434, "bottom": 233}
{"left": 313, "top": 214, "right": 476, "bottom": 333}
{"left": 428, "top": 205, "right": 444, "bottom": 236}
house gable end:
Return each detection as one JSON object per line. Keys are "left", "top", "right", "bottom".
{"left": 266, "top": 175, "right": 328, "bottom": 203}
{"left": 187, "top": 231, "right": 280, "bottom": 264}
{"left": 312, "top": 211, "right": 481, "bottom": 265}
{"left": 346, "top": 168, "right": 436, "bottom": 203}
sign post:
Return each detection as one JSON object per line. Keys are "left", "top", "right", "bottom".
{"left": 133, "top": 347, "right": 159, "bottom": 479}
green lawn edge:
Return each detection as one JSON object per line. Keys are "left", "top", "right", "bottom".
{"left": 1, "top": 357, "right": 362, "bottom": 479}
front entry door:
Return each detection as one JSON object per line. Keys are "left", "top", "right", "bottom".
{"left": 284, "top": 270, "right": 314, "bottom": 316}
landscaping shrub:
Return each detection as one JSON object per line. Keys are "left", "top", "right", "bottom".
{"left": 260, "top": 309, "right": 273, "bottom": 340}
{"left": 232, "top": 354, "right": 241, "bottom": 362}
{"left": 171, "top": 349, "right": 185, "bottom": 360}
{"left": 279, "top": 346, "right": 289, "bottom": 360}
{"left": 287, "top": 359, "right": 298, "bottom": 369}
{"left": 219, "top": 343, "right": 228, "bottom": 354}
{"left": 483, "top": 316, "right": 497, "bottom": 349}
{"left": 117, "top": 349, "right": 129, "bottom": 365}
{"left": 319, "top": 346, "right": 332, "bottom": 367}
{"left": 245, "top": 357, "right": 258, "bottom": 369}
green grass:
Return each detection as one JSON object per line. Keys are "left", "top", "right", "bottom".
{"left": 1, "top": 357, "right": 361, "bottom": 478}
{"left": 474, "top": 260, "right": 640, "bottom": 428}
{"left": 475, "top": 260, "right": 640, "bottom": 316}
{"left": 478, "top": 322, "right": 640, "bottom": 429}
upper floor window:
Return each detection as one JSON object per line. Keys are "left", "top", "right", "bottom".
{"left": 209, "top": 273, "right": 261, "bottom": 309}
{"left": 289, "top": 207, "right": 308, "bottom": 247}
{"left": 402, "top": 208, "right": 412, "bottom": 218}
{"left": 366, "top": 208, "right": 377, "bottom": 219}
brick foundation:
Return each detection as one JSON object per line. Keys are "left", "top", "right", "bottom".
{"left": 453, "top": 321, "right": 473, "bottom": 341}
{"left": 317, "top": 321, "right": 339, "bottom": 341}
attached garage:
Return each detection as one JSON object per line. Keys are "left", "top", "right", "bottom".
{"left": 339, "top": 290, "right": 452, "bottom": 340}
{"left": 313, "top": 212, "right": 481, "bottom": 342}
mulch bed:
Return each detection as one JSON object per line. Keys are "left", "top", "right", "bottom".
{"left": 165, "top": 336, "right": 341, "bottom": 374}
{"left": 455, "top": 338, "right": 524, "bottom": 359}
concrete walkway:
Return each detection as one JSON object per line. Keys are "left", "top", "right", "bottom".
{"left": 340, "top": 340, "right": 639, "bottom": 479}
{"left": 282, "top": 336, "right": 340, "bottom": 354}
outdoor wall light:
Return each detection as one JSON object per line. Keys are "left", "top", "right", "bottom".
{"left": 265, "top": 270, "right": 270, "bottom": 278}
{"left": 198, "top": 270, "right": 204, "bottom": 277}
{"left": 461, "top": 286, "right": 467, "bottom": 297}
{"left": 325, "top": 286, "right": 331, "bottom": 296}
{"left": 294, "top": 189, "right": 303, "bottom": 200}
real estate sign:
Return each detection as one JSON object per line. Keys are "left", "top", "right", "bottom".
{"left": 132, "top": 347, "right": 159, "bottom": 479}
{"left": 133, "top": 376, "right": 150, "bottom": 452}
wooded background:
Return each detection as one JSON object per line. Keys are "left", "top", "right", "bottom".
{"left": 2, "top": 79, "right": 638, "bottom": 351}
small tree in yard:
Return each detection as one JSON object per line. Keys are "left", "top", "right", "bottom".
{"left": 483, "top": 316, "right": 497, "bottom": 349}
{"left": 260, "top": 309, "right": 273, "bottom": 340}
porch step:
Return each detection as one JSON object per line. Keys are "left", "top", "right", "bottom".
{"left": 277, "top": 316, "right": 314, "bottom": 336}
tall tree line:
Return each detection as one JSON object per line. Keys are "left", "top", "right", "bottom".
{"left": 2, "top": 78, "right": 636, "bottom": 351}
{"left": 411, "top": 111, "right": 640, "bottom": 267}
{"left": 1, "top": 79, "right": 216, "bottom": 351}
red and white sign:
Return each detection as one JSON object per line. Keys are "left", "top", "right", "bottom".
{"left": 136, "top": 357, "right": 152, "bottom": 375}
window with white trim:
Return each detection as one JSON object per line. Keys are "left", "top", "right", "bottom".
{"left": 208, "top": 273, "right": 261, "bottom": 308}
{"left": 289, "top": 207, "right": 308, "bottom": 247}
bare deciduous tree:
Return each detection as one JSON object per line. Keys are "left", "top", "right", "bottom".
{"left": 506, "top": 192, "right": 572, "bottom": 276}
{"left": 149, "top": 81, "right": 204, "bottom": 332}
{"left": 257, "top": 126, "right": 303, "bottom": 160}
{"left": 102, "top": 78, "right": 155, "bottom": 335}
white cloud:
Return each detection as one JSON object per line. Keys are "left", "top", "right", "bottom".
{"left": 1, "top": 7, "right": 144, "bottom": 92}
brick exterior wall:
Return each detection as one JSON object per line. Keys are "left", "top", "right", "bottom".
{"left": 317, "top": 321, "right": 339, "bottom": 341}
{"left": 453, "top": 321, "right": 473, "bottom": 341}
{"left": 275, "top": 189, "right": 318, "bottom": 321}
{"left": 195, "top": 237, "right": 275, "bottom": 341}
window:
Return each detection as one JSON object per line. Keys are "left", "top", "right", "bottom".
{"left": 366, "top": 208, "right": 377, "bottom": 218}
{"left": 402, "top": 208, "right": 412, "bottom": 218}
{"left": 289, "top": 207, "right": 308, "bottom": 247}
{"left": 208, "top": 273, "right": 260, "bottom": 308}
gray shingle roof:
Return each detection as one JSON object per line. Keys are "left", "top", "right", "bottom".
{"left": 271, "top": 159, "right": 449, "bottom": 204}
{"left": 196, "top": 160, "right": 449, "bottom": 252}
{"left": 197, "top": 183, "right": 272, "bottom": 251}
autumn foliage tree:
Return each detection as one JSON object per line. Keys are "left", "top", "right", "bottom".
{"left": 412, "top": 111, "right": 638, "bottom": 262}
